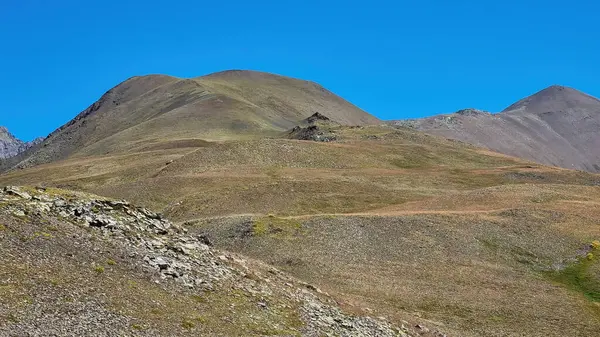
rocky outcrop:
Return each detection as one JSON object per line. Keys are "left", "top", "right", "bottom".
{"left": 0, "top": 186, "right": 422, "bottom": 336}
{"left": 288, "top": 112, "right": 339, "bottom": 142}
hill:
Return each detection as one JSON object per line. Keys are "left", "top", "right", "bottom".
{"left": 0, "top": 186, "right": 413, "bottom": 336}
{"left": 4, "top": 70, "right": 379, "bottom": 170}
{"left": 390, "top": 85, "right": 600, "bottom": 172}
{"left": 0, "top": 127, "right": 42, "bottom": 159}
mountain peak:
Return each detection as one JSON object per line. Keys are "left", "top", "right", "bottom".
{"left": 0, "top": 126, "right": 32, "bottom": 159}
{"left": 502, "top": 85, "right": 600, "bottom": 113}
{"left": 0, "top": 126, "right": 17, "bottom": 140}
{"left": 200, "top": 69, "right": 308, "bottom": 83}
{"left": 537, "top": 84, "right": 580, "bottom": 96}
{"left": 545, "top": 84, "right": 568, "bottom": 90}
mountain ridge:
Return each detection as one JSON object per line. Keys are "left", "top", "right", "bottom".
{"left": 390, "top": 85, "right": 600, "bottom": 172}
{"left": 502, "top": 85, "right": 600, "bottom": 113}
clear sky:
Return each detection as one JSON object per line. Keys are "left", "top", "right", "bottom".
{"left": 1, "top": 0, "right": 598, "bottom": 141}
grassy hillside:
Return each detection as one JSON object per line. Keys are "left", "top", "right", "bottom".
{"left": 0, "top": 187, "right": 409, "bottom": 336}
{"left": 6, "top": 70, "right": 379, "bottom": 170}
{"left": 2, "top": 124, "right": 600, "bottom": 336}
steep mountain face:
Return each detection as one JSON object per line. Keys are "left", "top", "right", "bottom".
{"left": 7, "top": 70, "right": 379, "bottom": 170}
{"left": 0, "top": 127, "right": 42, "bottom": 159}
{"left": 391, "top": 85, "right": 600, "bottom": 172}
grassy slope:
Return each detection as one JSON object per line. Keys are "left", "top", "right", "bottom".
{"left": 0, "top": 188, "right": 342, "bottom": 336}
{"left": 2, "top": 125, "right": 600, "bottom": 336}
{"left": 0, "top": 217, "right": 303, "bottom": 336}
{"left": 9, "top": 70, "right": 379, "bottom": 170}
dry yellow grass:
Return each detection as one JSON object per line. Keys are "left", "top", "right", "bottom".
{"left": 2, "top": 124, "right": 600, "bottom": 336}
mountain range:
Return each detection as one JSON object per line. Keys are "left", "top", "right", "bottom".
{"left": 391, "top": 85, "right": 600, "bottom": 172}
{"left": 1, "top": 70, "right": 600, "bottom": 337}
{"left": 3, "top": 78, "right": 599, "bottom": 174}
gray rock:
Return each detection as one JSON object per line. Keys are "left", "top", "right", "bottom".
{"left": 0, "top": 127, "right": 43, "bottom": 159}
{"left": 0, "top": 186, "right": 421, "bottom": 337}
{"left": 4, "top": 186, "right": 31, "bottom": 200}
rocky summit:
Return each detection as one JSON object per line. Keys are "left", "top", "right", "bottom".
{"left": 0, "top": 186, "right": 427, "bottom": 337}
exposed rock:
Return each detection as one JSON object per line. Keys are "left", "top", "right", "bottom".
{"left": 0, "top": 127, "right": 43, "bottom": 159}
{"left": 288, "top": 113, "right": 339, "bottom": 142}
{"left": 289, "top": 125, "right": 338, "bottom": 142}
{"left": 0, "top": 186, "right": 422, "bottom": 336}
{"left": 455, "top": 108, "right": 491, "bottom": 116}
{"left": 3, "top": 186, "right": 31, "bottom": 200}
{"left": 305, "top": 112, "right": 332, "bottom": 124}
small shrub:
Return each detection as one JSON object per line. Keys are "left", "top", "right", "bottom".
{"left": 181, "top": 320, "right": 195, "bottom": 330}
{"left": 131, "top": 324, "right": 143, "bottom": 330}
{"left": 586, "top": 253, "right": 595, "bottom": 261}
{"left": 23, "top": 296, "right": 33, "bottom": 305}
{"left": 0, "top": 224, "right": 6, "bottom": 231}
{"left": 94, "top": 266, "right": 105, "bottom": 274}
{"left": 592, "top": 240, "right": 600, "bottom": 250}
{"left": 252, "top": 220, "right": 268, "bottom": 236}
{"left": 5, "top": 313, "right": 18, "bottom": 323}
{"left": 106, "top": 259, "right": 117, "bottom": 266}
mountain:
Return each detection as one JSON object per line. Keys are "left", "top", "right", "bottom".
{"left": 3, "top": 74, "right": 600, "bottom": 336}
{"left": 0, "top": 127, "right": 42, "bottom": 159}
{"left": 6, "top": 70, "right": 379, "bottom": 170}
{"left": 390, "top": 85, "right": 600, "bottom": 172}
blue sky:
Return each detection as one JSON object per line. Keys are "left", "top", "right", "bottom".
{"left": 1, "top": 0, "right": 598, "bottom": 141}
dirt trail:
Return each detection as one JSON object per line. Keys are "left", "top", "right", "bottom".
{"left": 180, "top": 208, "right": 512, "bottom": 224}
